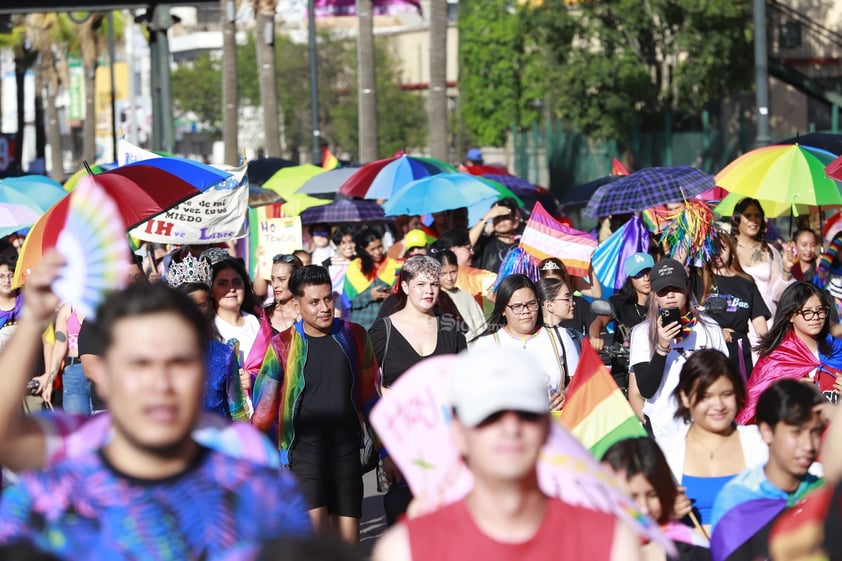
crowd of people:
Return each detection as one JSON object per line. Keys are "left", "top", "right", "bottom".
{"left": 0, "top": 182, "right": 841, "bottom": 561}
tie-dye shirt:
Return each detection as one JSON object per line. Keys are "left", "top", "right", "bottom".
{"left": 0, "top": 447, "right": 311, "bottom": 561}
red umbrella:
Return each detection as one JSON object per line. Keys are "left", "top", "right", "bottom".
{"left": 459, "top": 163, "right": 511, "bottom": 176}
{"left": 14, "top": 162, "right": 230, "bottom": 287}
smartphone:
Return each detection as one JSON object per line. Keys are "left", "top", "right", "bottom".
{"left": 660, "top": 307, "right": 681, "bottom": 326}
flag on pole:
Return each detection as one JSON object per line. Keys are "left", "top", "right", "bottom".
{"left": 321, "top": 146, "right": 340, "bottom": 170}
{"left": 611, "top": 158, "right": 630, "bottom": 176}
{"left": 559, "top": 338, "right": 647, "bottom": 459}
{"left": 519, "top": 202, "right": 597, "bottom": 277}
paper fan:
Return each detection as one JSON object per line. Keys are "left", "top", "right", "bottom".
{"left": 52, "top": 176, "right": 131, "bottom": 318}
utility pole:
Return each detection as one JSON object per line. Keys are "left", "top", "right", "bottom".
{"left": 308, "top": 0, "right": 321, "bottom": 165}
{"left": 753, "top": 0, "right": 771, "bottom": 147}
{"left": 357, "top": 0, "right": 378, "bottom": 162}
{"left": 149, "top": 4, "right": 174, "bottom": 153}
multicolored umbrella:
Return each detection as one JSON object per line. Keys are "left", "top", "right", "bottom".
{"left": 63, "top": 164, "right": 111, "bottom": 192}
{"left": 778, "top": 132, "right": 842, "bottom": 155}
{"left": 584, "top": 166, "right": 715, "bottom": 218}
{"left": 713, "top": 192, "right": 804, "bottom": 219}
{"left": 338, "top": 154, "right": 455, "bottom": 199}
{"left": 0, "top": 176, "right": 67, "bottom": 210}
{"left": 299, "top": 198, "right": 388, "bottom": 225}
{"left": 716, "top": 144, "right": 842, "bottom": 210}
{"left": 14, "top": 159, "right": 231, "bottom": 287}
{"left": 382, "top": 173, "right": 519, "bottom": 217}
{"left": 262, "top": 164, "right": 325, "bottom": 199}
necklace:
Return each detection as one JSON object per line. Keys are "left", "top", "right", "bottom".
{"left": 689, "top": 425, "right": 733, "bottom": 460}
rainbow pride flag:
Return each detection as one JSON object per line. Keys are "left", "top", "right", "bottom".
{"left": 322, "top": 146, "right": 340, "bottom": 170}
{"left": 519, "top": 202, "right": 597, "bottom": 277}
{"left": 559, "top": 338, "right": 647, "bottom": 459}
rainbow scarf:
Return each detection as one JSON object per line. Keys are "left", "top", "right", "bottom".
{"left": 676, "top": 310, "right": 697, "bottom": 342}
{"left": 343, "top": 257, "right": 400, "bottom": 302}
{"left": 251, "top": 318, "right": 381, "bottom": 464}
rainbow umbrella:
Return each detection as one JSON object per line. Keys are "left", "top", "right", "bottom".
{"left": 338, "top": 154, "right": 455, "bottom": 199}
{"left": 0, "top": 175, "right": 66, "bottom": 213}
{"left": 14, "top": 160, "right": 231, "bottom": 287}
{"left": 262, "top": 164, "right": 325, "bottom": 199}
{"left": 716, "top": 144, "right": 842, "bottom": 211}
{"left": 63, "top": 164, "right": 111, "bottom": 192}
{"left": 714, "top": 192, "right": 806, "bottom": 219}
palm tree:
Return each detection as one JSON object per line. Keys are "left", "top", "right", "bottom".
{"left": 73, "top": 12, "right": 105, "bottom": 164}
{"left": 222, "top": 0, "right": 239, "bottom": 165}
{"left": 26, "top": 14, "right": 65, "bottom": 181}
{"left": 356, "top": 0, "right": 377, "bottom": 161}
{"left": 428, "top": 0, "right": 448, "bottom": 161}
{"left": 254, "top": 0, "right": 281, "bottom": 157}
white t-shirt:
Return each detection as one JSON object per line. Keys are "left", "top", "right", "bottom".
{"left": 629, "top": 317, "right": 727, "bottom": 439}
{"left": 470, "top": 326, "right": 578, "bottom": 392}
{"left": 215, "top": 312, "right": 262, "bottom": 364}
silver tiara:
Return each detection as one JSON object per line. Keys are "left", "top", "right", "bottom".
{"left": 200, "top": 247, "right": 230, "bottom": 265}
{"left": 167, "top": 253, "right": 212, "bottom": 288}
{"left": 540, "top": 260, "right": 561, "bottom": 271}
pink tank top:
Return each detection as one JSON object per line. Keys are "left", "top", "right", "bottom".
{"left": 406, "top": 498, "right": 615, "bottom": 561}
{"left": 67, "top": 309, "right": 82, "bottom": 353}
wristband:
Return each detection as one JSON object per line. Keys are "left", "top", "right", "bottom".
{"left": 656, "top": 343, "right": 671, "bottom": 354}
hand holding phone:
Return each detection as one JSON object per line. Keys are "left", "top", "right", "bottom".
{"left": 660, "top": 307, "right": 681, "bottom": 326}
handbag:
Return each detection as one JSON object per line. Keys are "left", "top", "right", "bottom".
{"left": 360, "top": 420, "right": 379, "bottom": 474}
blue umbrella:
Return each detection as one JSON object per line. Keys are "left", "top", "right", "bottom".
{"left": 382, "top": 173, "right": 508, "bottom": 216}
{"left": 0, "top": 175, "right": 66, "bottom": 212}
{"left": 584, "top": 166, "right": 714, "bottom": 218}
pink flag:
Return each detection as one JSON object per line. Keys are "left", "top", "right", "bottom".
{"left": 370, "top": 354, "right": 676, "bottom": 554}
{"left": 519, "top": 202, "right": 597, "bottom": 277}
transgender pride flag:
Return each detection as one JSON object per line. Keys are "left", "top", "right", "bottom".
{"left": 519, "top": 202, "right": 597, "bottom": 278}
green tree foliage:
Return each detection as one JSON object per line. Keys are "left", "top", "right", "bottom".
{"left": 458, "top": 0, "right": 752, "bottom": 142}
{"left": 173, "top": 31, "right": 426, "bottom": 159}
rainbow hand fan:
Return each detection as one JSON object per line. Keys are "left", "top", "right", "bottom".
{"left": 52, "top": 176, "right": 132, "bottom": 318}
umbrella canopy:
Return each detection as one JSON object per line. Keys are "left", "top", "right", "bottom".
{"left": 559, "top": 176, "right": 621, "bottom": 207}
{"left": 584, "top": 166, "right": 714, "bottom": 218}
{"left": 714, "top": 192, "right": 805, "bottom": 219}
{"left": 382, "top": 173, "right": 517, "bottom": 217}
{"left": 63, "top": 164, "right": 115, "bottom": 192}
{"left": 296, "top": 167, "right": 361, "bottom": 195}
{"left": 482, "top": 173, "right": 535, "bottom": 191}
{"left": 0, "top": 175, "right": 66, "bottom": 213}
{"left": 246, "top": 157, "right": 296, "bottom": 186}
{"left": 14, "top": 160, "right": 231, "bottom": 287}
{"left": 299, "top": 198, "right": 387, "bottom": 225}
{"left": 716, "top": 144, "right": 842, "bottom": 210}
{"left": 338, "top": 154, "right": 455, "bottom": 199}
{"left": 248, "top": 185, "right": 283, "bottom": 207}
{"left": 279, "top": 193, "right": 331, "bottom": 216}
{"left": 262, "top": 164, "right": 325, "bottom": 199}
{"left": 460, "top": 163, "right": 511, "bottom": 176}
{"left": 777, "top": 133, "right": 842, "bottom": 155}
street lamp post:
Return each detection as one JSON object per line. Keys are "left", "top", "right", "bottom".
{"left": 753, "top": 0, "right": 771, "bottom": 147}
{"left": 308, "top": 0, "right": 320, "bottom": 165}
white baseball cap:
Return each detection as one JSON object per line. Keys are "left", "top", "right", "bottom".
{"left": 449, "top": 349, "right": 549, "bottom": 427}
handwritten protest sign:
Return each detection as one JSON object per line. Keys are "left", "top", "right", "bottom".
{"left": 120, "top": 141, "right": 250, "bottom": 244}
{"left": 255, "top": 217, "right": 303, "bottom": 279}
{"left": 369, "top": 353, "right": 675, "bottom": 554}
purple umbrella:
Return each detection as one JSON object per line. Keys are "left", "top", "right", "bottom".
{"left": 482, "top": 173, "right": 536, "bottom": 191}
{"left": 299, "top": 198, "right": 389, "bottom": 225}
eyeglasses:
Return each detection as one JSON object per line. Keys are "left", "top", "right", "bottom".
{"left": 477, "top": 410, "right": 544, "bottom": 427}
{"left": 796, "top": 307, "right": 830, "bottom": 321}
{"left": 507, "top": 300, "right": 539, "bottom": 314}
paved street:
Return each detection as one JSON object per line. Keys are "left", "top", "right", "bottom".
{"left": 359, "top": 469, "right": 388, "bottom": 556}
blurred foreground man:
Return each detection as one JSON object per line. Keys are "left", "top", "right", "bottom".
{"left": 372, "top": 350, "right": 641, "bottom": 561}
{"left": 0, "top": 252, "right": 311, "bottom": 561}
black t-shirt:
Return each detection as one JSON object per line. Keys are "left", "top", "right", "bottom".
{"left": 472, "top": 234, "right": 515, "bottom": 273}
{"left": 369, "top": 317, "right": 467, "bottom": 387}
{"left": 705, "top": 274, "right": 770, "bottom": 333}
{"left": 77, "top": 319, "right": 106, "bottom": 412}
{"left": 608, "top": 293, "right": 648, "bottom": 345}
{"left": 294, "top": 334, "right": 359, "bottom": 451}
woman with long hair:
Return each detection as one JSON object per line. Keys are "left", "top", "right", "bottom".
{"left": 470, "top": 275, "right": 567, "bottom": 410}
{"left": 343, "top": 227, "right": 400, "bottom": 329}
{"left": 791, "top": 228, "right": 819, "bottom": 282}
{"left": 211, "top": 257, "right": 268, "bottom": 401}
{"left": 629, "top": 259, "right": 728, "bottom": 439}
{"left": 266, "top": 253, "right": 303, "bottom": 334}
{"left": 658, "top": 350, "right": 766, "bottom": 534}
{"left": 699, "top": 234, "right": 770, "bottom": 380}
{"left": 738, "top": 281, "right": 842, "bottom": 423}
{"left": 433, "top": 249, "right": 486, "bottom": 340}
{"left": 168, "top": 253, "right": 250, "bottom": 420}
{"left": 731, "top": 197, "right": 793, "bottom": 317}
{"left": 538, "top": 257, "right": 597, "bottom": 335}
{"left": 535, "top": 277, "right": 581, "bottom": 385}
{"left": 603, "top": 438, "right": 710, "bottom": 560}
{"left": 589, "top": 253, "right": 653, "bottom": 392}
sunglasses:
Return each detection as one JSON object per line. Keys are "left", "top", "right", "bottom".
{"left": 477, "top": 409, "right": 544, "bottom": 427}
{"left": 273, "top": 254, "right": 300, "bottom": 265}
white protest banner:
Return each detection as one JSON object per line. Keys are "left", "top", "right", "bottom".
{"left": 256, "top": 216, "right": 303, "bottom": 279}
{"left": 120, "top": 140, "right": 250, "bottom": 244}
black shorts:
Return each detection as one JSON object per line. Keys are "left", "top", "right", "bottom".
{"left": 289, "top": 442, "right": 363, "bottom": 518}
